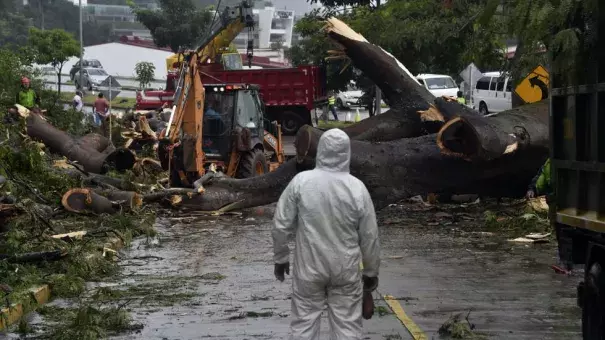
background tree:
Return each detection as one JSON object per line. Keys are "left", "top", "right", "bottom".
{"left": 0, "top": 13, "right": 31, "bottom": 47}
{"left": 28, "top": 28, "right": 80, "bottom": 95}
{"left": 131, "top": 0, "right": 213, "bottom": 53}
{"left": 135, "top": 61, "right": 156, "bottom": 89}
{"left": 285, "top": 10, "right": 355, "bottom": 92}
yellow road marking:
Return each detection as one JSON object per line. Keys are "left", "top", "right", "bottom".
{"left": 360, "top": 262, "right": 427, "bottom": 339}
{"left": 383, "top": 295, "right": 428, "bottom": 340}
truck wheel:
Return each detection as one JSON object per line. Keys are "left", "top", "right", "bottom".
{"left": 337, "top": 98, "right": 345, "bottom": 109}
{"left": 237, "top": 148, "right": 268, "bottom": 179}
{"left": 582, "top": 262, "right": 605, "bottom": 340}
{"left": 479, "top": 102, "right": 489, "bottom": 115}
{"left": 280, "top": 111, "right": 304, "bottom": 135}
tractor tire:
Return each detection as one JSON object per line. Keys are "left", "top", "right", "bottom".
{"left": 583, "top": 261, "right": 605, "bottom": 340}
{"left": 280, "top": 111, "right": 304, "bottom": 135}
{"left": 237, "top": 148, "right": 268, "bottom": 179}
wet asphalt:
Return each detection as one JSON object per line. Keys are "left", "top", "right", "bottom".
{"left": 109, "top": 202, "right": 582, "bottom": 340}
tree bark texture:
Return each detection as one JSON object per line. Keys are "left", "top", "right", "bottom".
{"left": 25, "top": 113, "right": 136, "bottom": 174}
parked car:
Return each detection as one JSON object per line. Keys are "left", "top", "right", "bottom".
{"left": 336, "top": 83, "right": 363, "bottom": 109}
{"left": 70, "top": 59, "right": 103, "bottom": 81}
{"left": 472, "top": 72, "right": 513, "bottom": 115}
{"left": 74, "top": 67, "right": 109, "bottom": 91}
{"left": 416, "top": 74, "right": 459, "bottom": 98}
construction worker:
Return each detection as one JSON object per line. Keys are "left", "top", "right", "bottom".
{"left": 456, "top": 90, "right": 466, "bottom": 105}
{"left": 16, "top": 77, "right": 40, "bottom": 110}
{"left": 328, "top": 92, "right": 339, "bottom": 121}
{"left": 527, "top": 158, "right": 551, "bottom": 199}
{"left": 273, "top": 128, "right": 380, "bottom": 340}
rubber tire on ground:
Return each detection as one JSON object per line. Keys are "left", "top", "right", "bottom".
{"left": 280, "top": 111, "right": 304, "bottom": 135}
{"left": 236, "top": 148, "right": 268, "bottom": 179}
{"left": 337, "top": 98, "right": 346, "bottom": 109}
{"left": 479, "top": 102, "right": 489, "bottom": 116}
{"left": 583, "top": 261, "right": 605, "bottom": 340}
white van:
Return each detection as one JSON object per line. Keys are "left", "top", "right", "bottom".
{"left": 473, "top": 72, "right": 513, "bottom": 115}
{"left": 416, "top": 74, "right": 459, "bottom": 98}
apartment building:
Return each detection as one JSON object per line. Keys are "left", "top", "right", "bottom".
{"left": 233, "top": 6, "right": 295, "bottom": 50}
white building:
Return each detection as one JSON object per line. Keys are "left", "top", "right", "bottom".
{"left": 62, "top": 42, "right": 173, "bottom": 80}
{"left": 233, "top": 6, "right": 295, "bottom": 50}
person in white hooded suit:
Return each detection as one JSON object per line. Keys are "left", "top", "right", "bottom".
{"left": 272, "top": 128, "right": 381, "bottom": 340}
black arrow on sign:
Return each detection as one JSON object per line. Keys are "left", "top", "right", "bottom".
{"left": 529, "top": 76, "right": 549, "bottom": 100}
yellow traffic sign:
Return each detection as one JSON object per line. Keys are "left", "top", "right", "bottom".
{"left": 515, "top": 65, "right": 549, "bottom": 104}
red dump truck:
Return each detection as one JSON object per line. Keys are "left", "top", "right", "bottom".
{"left": 136, "top": 65, "right": 327, "bottom": 135}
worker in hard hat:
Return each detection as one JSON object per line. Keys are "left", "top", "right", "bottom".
{"left": 16, "top": 77, "right": 41, "bottom": 110}
{"left": 273, "top": 128, "right": 381, "bottom": 339}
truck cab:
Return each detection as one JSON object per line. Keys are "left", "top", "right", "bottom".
{"left": 158, "top": 83, "right": 283, "bottom": 187}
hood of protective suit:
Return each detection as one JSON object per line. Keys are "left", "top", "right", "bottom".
{"left": 315, "top": 129, "right": 351, "bottom": 173}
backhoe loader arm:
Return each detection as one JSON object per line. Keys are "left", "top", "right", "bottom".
{"left": 163, "top": 1, "right": 255, "bottom": 177}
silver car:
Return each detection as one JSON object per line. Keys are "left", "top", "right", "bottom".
{"left": 74, "top": 67, "right": 109, "bottom": 91}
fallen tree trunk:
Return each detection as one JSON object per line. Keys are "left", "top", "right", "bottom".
{"left": 21, "top": 110, "right": 136, "bottom": 174}
{"left": 156, "top": 18, "right": 548, "bottom": 213}
{"left": 77, "top": 133, "right": 115, "bottom": 154}
{"left": 178, "top": 96, "right": 549, "bottom": 212}
{"left": 322, "top": 18, "right": 438, "bottom": 141}
{"left": 179, "top": 158, "right": 313, "bottom": 211}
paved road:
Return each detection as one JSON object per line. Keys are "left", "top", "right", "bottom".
{"left": 107, "top": 200, "right": 581, "bottom": 340}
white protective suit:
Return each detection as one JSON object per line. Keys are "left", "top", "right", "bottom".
{"left": 273, "top": 128, "right": 381, "bottom": 340}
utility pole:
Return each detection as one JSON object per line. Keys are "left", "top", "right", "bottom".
{"left": 78, "top": 0, "right": 83, "bottom": 93}
{"left": 374, "top": 0, "right": 382, "bottom": 115}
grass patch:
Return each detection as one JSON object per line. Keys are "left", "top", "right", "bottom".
{"left": 200, "top": 272, "right": 226, "bottom": 280}
{"left": 90, "top": 275, "right": 203, "bottom": 307}
{"left": 484, "top": 209, "right": 550, "bottom": 236}
{"left": 59, "top": 92, "right": 136, "bottom": 110}
{"left": 246, "top": 311, "right": 274, "bottom": 318}
{"left": 317, "top": 120, "right": 356, "bottom": 129}
{"left": 38, "top": 305, "right": 143, "bottom": 340}
{"left": 375, "top": 305, "right": 392, "bottom": 317}
{"left": 439, "top": 313, "right": 487, "bottom": 339}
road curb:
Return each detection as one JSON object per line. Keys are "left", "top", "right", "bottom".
{"left": 0, "top": 237, "right": 124, "bottom": 331}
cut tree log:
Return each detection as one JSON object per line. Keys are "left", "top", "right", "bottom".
{"left": 437, "top": 100, "right": 549, "bottom": 161}
{"left": 417, "top": 96, "right": 482, "bottom": 133}
{"left": 16, "top": 106, "right": 136, "bottom": 174}
{"left": 92, "top": 189, "right": 143, "bottom": 211}
{"left": 61, "top": 188, "right": 118, "bottom": 214}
